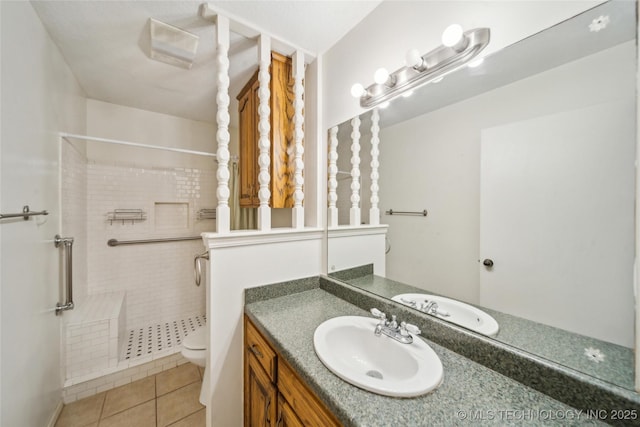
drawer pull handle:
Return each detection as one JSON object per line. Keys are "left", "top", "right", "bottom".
{"left": 249, "top": 344, "right": 263, "bottom": 359}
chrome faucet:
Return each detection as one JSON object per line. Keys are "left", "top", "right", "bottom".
{"left": 419, "top": 300, "right": 451, "bottom": 318}
{"left": 370, "top": 308, "right": 421, "bottom": 344}
{"left": 421, "top": 301, "right": 439, "bottom": 315}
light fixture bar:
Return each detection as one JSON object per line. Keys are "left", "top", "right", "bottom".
{"left": 359, "top": 27, "right": 490, "bottom": 108}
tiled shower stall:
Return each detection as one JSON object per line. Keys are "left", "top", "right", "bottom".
{"left": 60, "top": 119, "right": 214, "bottom": 402}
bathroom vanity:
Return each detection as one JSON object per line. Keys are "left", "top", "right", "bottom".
{"left": 244, "top": 316, "right": 340, "bottom": 426}
{"left": 243, "top": 276, "right": 623, "bottom": 426}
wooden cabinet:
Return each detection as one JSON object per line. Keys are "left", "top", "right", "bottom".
{"left": 244, "top": 316, "right": 341, "bottom": 427}
{"left": 246, "top": 352, "right": 277, "bottom": 426}
{"left": 237, "top": 52, "right": 296, "bottom": 209}
{"left": 277, "top": 398, "right": 304, "bottom": 427}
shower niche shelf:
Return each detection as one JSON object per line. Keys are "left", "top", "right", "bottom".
{"left": 107, "top": 209, "right": 147, "bottom": 225}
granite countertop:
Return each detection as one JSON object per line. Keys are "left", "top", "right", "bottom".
{"left": 245, "top": 288, "right": 605, "bottom": 426}
{"left": 341, "top": 273, "right": 634, "bottom": 390}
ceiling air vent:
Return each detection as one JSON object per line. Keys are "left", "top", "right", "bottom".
{"left": 149, "top": 18, "right": 199, "bottom": 69}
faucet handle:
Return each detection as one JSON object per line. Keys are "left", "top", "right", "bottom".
{"left": 400, "top": 322, "right": 421, "bottom": 336}
{"left": 370, "top": 308, "right": 386, "bottom": 321}
{"left": 389, "top": 315, "right": 398, "bottom": 329}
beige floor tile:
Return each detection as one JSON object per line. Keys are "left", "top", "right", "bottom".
{"left": 102, "top": 376, "right": 156, "bottom": 418}
{"left": 55, "top": 392, "right": 105, "bottom": 427}
{"left": 98, "top": 400, "right": 155, "bottom": 427}
{"left": 166, "top": 409, "right": 205, "bottom": 427}
{"left": 156, "top": 363, "right": 200, "bottom": 396}
{"left": 157, "top": 382, "right": 204, "bottom": 427}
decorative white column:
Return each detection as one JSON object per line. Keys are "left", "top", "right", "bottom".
{"left": 328, "top": 126, "right": 339, "bottom": 227}
{"left": 292, "top": 50, "right": 305, "bottom": 228}
{"left": 350, "top": 117, "right": 361, "bottom": 226}
{"left": 215, "top": 15, "right": 231, "bottom": 234}
{"left": 257, "top": 35, "right": 272, "bottom": 231}
{"left": 369, "top": 109, "right": 380, "bottom": 225}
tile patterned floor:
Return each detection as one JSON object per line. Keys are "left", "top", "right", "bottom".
{"left": 55, "top": 363, "right": 205, "bottom": 427}
{"left": 123, "top": 315, "right": 206, "bottom": 361}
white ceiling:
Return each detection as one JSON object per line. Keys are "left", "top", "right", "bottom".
{"left": 31, "top": 1, "right": 382, "bottom": 125}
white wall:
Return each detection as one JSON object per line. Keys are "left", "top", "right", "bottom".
{"left": 636, "top": 0, "right": 640, "bottom": 391}
{"left": 379, "top": 42, "right": 635, "bottom": 309}
{"left": 322, "top": 0, "right": 603, "bottom": 128}
{"left": 203, "top": 230, "right": 322, "bottom": 427}
{"left": 327, "top": 226, "right": 387, "bottom": 275}
{"left": 0, "top": 2, "right": 86, "bottom": 426}
{"left": 86, "top": 99, "right": 221, "bottom": 170}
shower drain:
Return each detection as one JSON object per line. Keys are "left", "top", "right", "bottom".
{"left": 365, "top": 370, "right": 384, "bottom": 380}
{"left": 122, "top": 314, "right": 206, "bottom": 361}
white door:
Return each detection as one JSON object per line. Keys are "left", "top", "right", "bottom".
{"left": 479, "top": 100, "right": 635, "bottom": 347}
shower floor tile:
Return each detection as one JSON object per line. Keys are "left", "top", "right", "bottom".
{"left": 122, "top": 315, "right": 206, "bottom": 362}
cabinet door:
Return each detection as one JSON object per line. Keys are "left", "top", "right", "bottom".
{"left": 276, "top": 397, "right": 304, "bottom": 427}
{"left": 239, "top": 87, "right": 257, "bottom": 208}
{"left": 245, "top": 352, "right": 277, "bottom": 427}
{"left": 278, "top": 358, "right": 341, "bottom": 426}
{"left": 270, "top": 53, "right": 295, "bottom": 208}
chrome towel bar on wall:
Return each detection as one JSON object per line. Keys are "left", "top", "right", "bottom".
{"left": 0, "top": 205, "right": 48, "bottom": 220}
{"left": 385, "top": 209, "right": 428, "bottom": 217}
{"left": 54, "top": 234, "right": 74, "bottom": 315}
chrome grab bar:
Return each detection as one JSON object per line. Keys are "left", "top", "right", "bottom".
{"left": 54, "top": 235, "right": 74, "bottom": 315}
{"left": 194, "top": 251, "right": 209, "bottom": 287}
{"left": 0, "top": 205, "right": 48, "bottom": 220}
{"left": 108, "top": 236, "right": 201, "bottom": 246}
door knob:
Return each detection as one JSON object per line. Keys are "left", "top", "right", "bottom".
{"left": 483, "top": 259, "right": 494, "bottom": 267}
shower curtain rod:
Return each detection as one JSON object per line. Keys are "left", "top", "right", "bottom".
{"left": 60, "top": 132, "right": 233, "bottom": 159}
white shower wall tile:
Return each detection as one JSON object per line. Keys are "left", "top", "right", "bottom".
{"left": 64, "top": 292, "right": 125, "bottom": 380}
{"left": 86, "top": 161, "right": 213, "bottom": 331}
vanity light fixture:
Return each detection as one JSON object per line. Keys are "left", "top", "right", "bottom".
{"left": 352, "top": 25, "right": 490, "bottom": 108}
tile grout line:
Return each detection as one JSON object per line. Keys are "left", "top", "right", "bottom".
{"left": 155, "top": 374, "right": 159, "bottom": 427}
{"left": 98, "top": 391, "right": 106, "bottom": 425}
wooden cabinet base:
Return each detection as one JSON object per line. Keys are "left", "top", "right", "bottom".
{"left": 244, "top": 315, "right": 341, "bottom": 427}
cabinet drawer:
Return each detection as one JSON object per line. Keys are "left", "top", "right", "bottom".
{"left": 246, "top": 318, "right": 277, "bottom": 381}
{"left": 278, "top": 358, "right": 342, "bottom": 427}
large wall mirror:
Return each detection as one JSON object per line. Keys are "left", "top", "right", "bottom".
{"left": 327, "top": 0, "right": 637, "bottom": 391}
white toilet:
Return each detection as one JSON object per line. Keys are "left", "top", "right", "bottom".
{"left": 181, "top": 326, "right": 209, "bottom": 405}
{"left": 181, "top": 326, "right": 206, "bottom": 367}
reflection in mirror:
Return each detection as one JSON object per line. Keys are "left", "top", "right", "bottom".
{"left": 327, "top": 0, "right": 636, "bottom": 391}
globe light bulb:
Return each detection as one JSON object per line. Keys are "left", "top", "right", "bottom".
{"left": 405, "top": 49, "right": 422, "bottom": 68}
{"left": 350, "top": 83, "right": 365, "bottom": 98}
{"left": 374, "top": 68, "right": 390, "bottom": 85}
{"left": 442, "top": 24, "right": 463, "bottom": 47}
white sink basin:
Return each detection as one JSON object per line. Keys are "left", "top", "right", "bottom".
{"left": 392, "top": 293, "right": 499, "bottom": 337}
{"left": 313, "top": 316, "right": 443, "bottom": 397}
